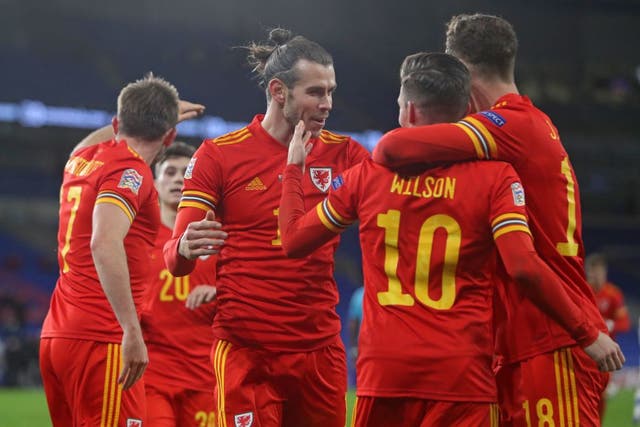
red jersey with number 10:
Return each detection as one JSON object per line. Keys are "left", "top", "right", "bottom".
{"left": 375, "top": 94, "right": 607, "bottom": 363}
{"left": 42, "top": 140, "right": 159, "bottom": 342}
{"left": 176, "top": 115, "right": 369, "bottom": 352}
{"left": 321, "top": 158, "right": 531, "bottom": 401}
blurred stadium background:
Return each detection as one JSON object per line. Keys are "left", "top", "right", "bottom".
{"left": 0, "top": 0, "right": 639, "bottom": 425}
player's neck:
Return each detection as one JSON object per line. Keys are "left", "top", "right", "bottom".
{"left": 261, "top": 105, "right": 294, "bottom": 147}
{"left": 160, "top": 205, "right": 177, "bottom": 229}
{"left": 471, "top": 79, "right": 520, "bottom": 111}
{"left": 120, "top": 135, "right": 164, "bottom": 165}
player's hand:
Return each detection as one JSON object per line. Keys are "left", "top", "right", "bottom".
{"left": 186, "top": 285, "right": 217, "bottom": 310}
{"left": 583, "top": 331, "right": 625, "bottom": 372}
{"left": 287, "top": 120, "right": 312, "bottom": 171}
{"left": 118, "top": 327, "right": 148, "bottom": 390}
{"left": 179, "top": 210, "right": 227, "bottom": 260}
{"left": 178, "top": 100, "right": 205, "bottom": 123}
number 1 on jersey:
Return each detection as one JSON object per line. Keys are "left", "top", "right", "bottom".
{"left": 272, "top": 208, "right": 282, "bottom": 246}
{"left": 556, "top": 157, "right": 579, "bottom": 257}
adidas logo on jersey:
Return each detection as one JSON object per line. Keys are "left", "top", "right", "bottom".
{"left": 245, "top": 177, "right": 266, "bottom": 191}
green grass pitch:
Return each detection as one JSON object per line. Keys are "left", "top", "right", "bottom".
{"left": 0, "top": 387, "right": 634, "bottom": 426}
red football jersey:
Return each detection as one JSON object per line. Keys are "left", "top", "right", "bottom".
{"left": 374, "top": 94, "right": 606, "bottom": 363}
{"left": 173, "top": 115, "right": 369, "bottom": 351}
{"left": 594, "top": 282, "right": 630, "bottom": 339}
{"left": 141, "top": 224, "right": 217, "bottom": 391}
{"left": 321, "top": 158, "right": 530, "bottom": 401}
{"left": 42, "top": 140, "right": 160, "bottom": 342}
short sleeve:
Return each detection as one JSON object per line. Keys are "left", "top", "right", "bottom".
{"left": 179, "top": 140, "right": 224, "bottom": 213}
{"left": 488, "top": 163, "right": 532, "bottom": 241}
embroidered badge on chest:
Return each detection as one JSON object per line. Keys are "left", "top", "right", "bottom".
{"left": 310, "top": 167, "right": 332, "bottom": 192}
{"left": 234, "top": 412, "right": 254, "bottom": 427}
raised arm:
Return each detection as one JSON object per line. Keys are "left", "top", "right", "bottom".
{"left": 372, "top": 123, "right": 477, "bottom": 168}
{"left": 496, "top": 231, "right": 625, "bottom": 372}
{"left": 71, "top": 99, "right": 206, "bottom": 156}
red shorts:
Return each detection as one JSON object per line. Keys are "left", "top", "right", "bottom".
{"left": 352, "top": 396, "right": 499, "bottom": 427}
{"left": 40, "top": 337, "right": 145, "bottom": 427}
{"left": 497, "top": 346, "right": 609, "bottom": 427}
{"left": 146, "top": 382, "right": 216, "bottom": 427}
{"left": 212, "top": 336, "right": 347, "bottom": 427}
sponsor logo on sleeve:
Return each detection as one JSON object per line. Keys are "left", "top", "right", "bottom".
{"left": 511, "top": 182, "right": 525, "bottom": 206}
{"left": 117, "top": 169, "right": 143, "bottom": 195}
{"left": 184, "top": 157, "right": 197, "bottom": 179}
{"left": 331, "top": 174, "right": 344, "bottom": 190}
{"left": 310, "top": 167, "right": 332, "bottom": 192}
{"left": 234, "top": 412, "right": 254, "bottom": 427}
{"left": 480, "top": 111, "right": 506, "bottom": 127}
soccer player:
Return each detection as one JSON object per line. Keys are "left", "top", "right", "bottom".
{"left": 141, "top": 141, "right": 218, "bottom": 427}
{"left": 585, "top": 253, "right": 630, "bottom": 340}
{"left": 584, "top": 252, "right": 630, "bottom": 418}
{"left": 278, "top": 52, "right": 623, "bottom": 427}
{"left": 371, "top": 13, "right": 620, "bottom": 425}
{"left": 40, "top": 74, "right": 181, "bottom": 427}
{"left": 163, "top": 28, "right": 370, "bottom": 427}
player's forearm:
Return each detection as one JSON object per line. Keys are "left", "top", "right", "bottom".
{"left": 497, "top": 233, "right": 599, "bottom": 347}
{"left": 372, "top": 124, "right": 476, "bottom": 167}
{"left": 92, "top": 238, "right": 141, "bottom": 333}
{"left": 163, "top": 207, "right": 206, "bottom": 276}
{"left": 163, "top": 235, "right": 197, "bottom": 276}
{"left": 71, "top": 125, "right": 114, "bottom": 156}
{"left": 279, "top": 164, "right": 336, "bottom": 257}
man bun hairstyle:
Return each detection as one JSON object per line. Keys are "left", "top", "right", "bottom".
{"left": 245, "top": 28, "right": 333, "bottom": 98}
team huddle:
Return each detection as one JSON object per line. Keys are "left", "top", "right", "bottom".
{"left": 39, "top": 13, "right": 625, "bottom": 427}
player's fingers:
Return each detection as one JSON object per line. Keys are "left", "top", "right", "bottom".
{"left": 302, "top": 130, "right": 312, "bottom": 145}
{"left": 123, "top": 361, "right": 146, "bottom": 390}
{"left": 205, "top": 289, "right": 217, "bottom": 302}
{"left": 185, "top": 296, "right": 194, "bottom": 309}
{"left": 614, "top": 349, "right": 624, "bottom": 370}
{"left": 190, "top": 220, "right": 223, "bottom": 231}
{"left": 118, "top": 365, "right": 131, "bottom": 388}
{"left": 293, "top": 121, "right": 306, "bottom": 142}
{"left": 131, "top": 362, "right": 147, "bottom": 386}
{"left": 191, "top": 292, "right": 205, "bottom": 308}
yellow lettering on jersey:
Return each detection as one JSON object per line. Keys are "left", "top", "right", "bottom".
{"left": 64, "top": 157, "right": 105, "bottom": 177}
{"left": 390, "top": 174, "right": 405, "bottom": 195}
{"left": 390, "top": 175, "right": 456, "bottom": 200}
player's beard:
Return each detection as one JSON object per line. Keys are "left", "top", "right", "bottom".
{"left": 283, "top": 94, "right": 323, "bottom": 138}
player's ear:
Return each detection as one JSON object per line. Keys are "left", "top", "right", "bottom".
{"left": 407, "top": 101, "right": 417, "bottom": 126}
{"left": 268, "top": 78, "right": 287, "bottom": 105}
{"left": 112, "top": 116, "right": 119, "bottom": 134}
{"left": 162, "top": 128, "right": 177, "bottom": 147}
{"left": 465, "top": 101, "right": 472, "bottom": 116}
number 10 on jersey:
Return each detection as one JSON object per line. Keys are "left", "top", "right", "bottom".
{"left": 376, "top": 210, "right": 461, "bottom": 310}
